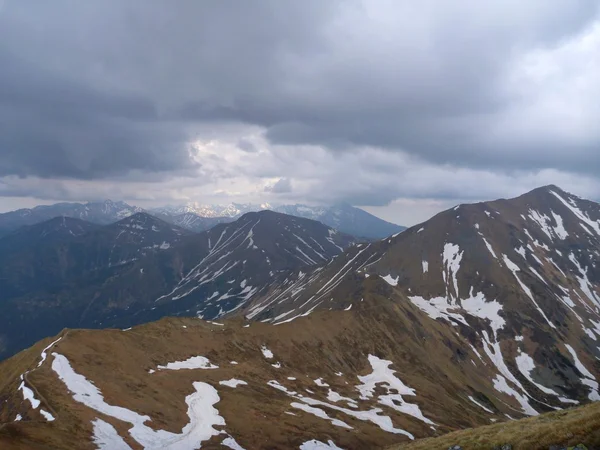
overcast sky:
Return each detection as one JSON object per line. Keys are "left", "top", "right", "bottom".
{"left": 0, "top": 1, "right": 599, "bottom": 225}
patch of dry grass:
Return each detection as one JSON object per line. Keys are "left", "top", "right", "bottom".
{"left": 388, "top": 402, "right": 600, "bottom": 450}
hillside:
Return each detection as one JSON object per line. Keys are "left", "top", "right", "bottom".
{"left": 0, "top": 200, "right": 142, "bottom": 236}
{"left": 388, "top": 401, "right": 600, "bottom": 449}
{"left": 0, "top": 211, "right": 355, "bottom": 361}
{"left": 0, "top": 185, "right": 599, "bottom": 449}
{"left": 1, "top": 299, "right": 598, "bottom": 449}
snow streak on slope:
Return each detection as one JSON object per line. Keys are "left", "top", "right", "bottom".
{"left": 564, "top": 345, "right": 600, "bottom": 401}
{"left": 442, "top": 243, "right": 463, "bottom": 301}
{"left": 52, "top": 353, "right": 228, "bottom": 449}
{"left": 502, "top": 255, "right": 556, "bottom": 329}
{"left": 92, "top": 418, "right": 132, "bottom": 449}
{"left": 357, "top": 355, "right": 434, "bottom": 426}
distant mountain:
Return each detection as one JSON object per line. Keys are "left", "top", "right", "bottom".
{"left": 151, "top": 202, "right": 272, "bottom": 218}
{"left": 0, "top": 216, "right": 99, "bottom": 255}
{"left": 151, "top": 211, "right": 235, "bottom": 233}
{"left": 0, "top": 211, "right": 356, "bottom": 360}
{"left": 119, "top": 210, "right": 357, "bottom": 325}
{"left": 0, "top": 212, "right": 192, "bottom": 359}
{"left": 0, "top": 200, "right": 405, "bottom": 239}
{"left": 155, "top": 201, "right": 406, "bottom": 239}
{"left": 273, "top": 203, "right": 405, "bottom": 239}
{"left": 0, "top": 200, "right": 142, "bottom": 236}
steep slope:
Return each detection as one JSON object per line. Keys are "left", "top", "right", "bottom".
{"left": 111, "top": 210, "right": 357, "bottom": 326}
{"left": 0, "top": 211, "right": 354, "bottom": 361}
{"left": 0, "top": 213, "right": 192, "bottom": 360}
{"left": 155, "top": 212, "right": 235, "bottom": 233}
{"left": 274, "top": 203, "right": 406, "bottom": 239}
{"left": 0, "top": 216, "right": 100, "bottom": 255}
{"left": 154, "top": 202, "right": 405, "bottom": 238}
{"left": 0, "top": 200, "right": 142, "bottom": 235}
{"left": 152, "top": 202, "right": 272, "bottom": 218}
{"left": 243, "top": 186, "right": 600, "bottom": 415}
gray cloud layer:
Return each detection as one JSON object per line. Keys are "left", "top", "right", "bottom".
{"left": 0, "top": 0, "right": 599, "bottom": 210}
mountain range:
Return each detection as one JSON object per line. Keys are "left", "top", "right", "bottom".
{"left": 0, "top": 211, "right": 357, "bottom": 361}
{"left": 0, "top": 200, "right": 405, "bottom": 239}
{"left": 0, "top": 185, "right": 599, "bottom": 449}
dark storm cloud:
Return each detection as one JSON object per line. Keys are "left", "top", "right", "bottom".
{"left": 1, "top": 0, "right": 599, "bottom": 205}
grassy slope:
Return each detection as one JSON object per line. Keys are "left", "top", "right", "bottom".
{"left": 389, "top": 401, "right": 600, "bottom": 450}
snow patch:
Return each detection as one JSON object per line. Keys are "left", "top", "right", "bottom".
{"left": 219, "top": 379, "right": 248, "bottom": 388}
{"left": 157, "top": 356, "right": 218, "bottom": 371}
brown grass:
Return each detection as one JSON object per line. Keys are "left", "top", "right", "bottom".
{"left": 388, "top": 401, "right": 600, "bottom": 450}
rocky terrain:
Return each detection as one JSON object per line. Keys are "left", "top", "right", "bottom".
{"left": 0, "top": 211, "right": 356, "bottom": 361}
{"left": 0, "top": 185, "right": 599, "bottom": 449}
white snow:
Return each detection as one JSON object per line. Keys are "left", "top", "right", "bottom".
{"left": 272, "top": 362, "right": 282, "bottom": 369}
{"left": 291, "top": 402, "right": 353, "bottom": 429}
{"left": 52, "top": 353, "right": 226, "bottom": 449}
{"left": 492, "top": 375, "right": 537, "bottom": 416}
{"left": 356, "top": 355, "right": 434, "bottom": 425}
{"left": 40, "top": 410, "right": 55, "bottom": 421}
{"left": 157, "top": 356, "right": 218, "bottom": 371}
{"left": 422, "top": 261, "right": 429, "bottom": 273}
{"left": 14, "top": 414, "right": 22, "bottom": 421}
{"left": 381, "top": 274, "right": 398, "bottom": 286}
{"left": 467, "top": 396, "right": 493, "bottom": 414}
{"left": 300, "top": 439, "right": 345, "bottom": 449}
{"left": 408, "top": 296, "right": 468, "bottom": 326}
{"left": 481, "top": 237, "right": 497, "bottom": 259}
{"left": 327, "top": 389, "right": 357, "bottom": 407}
{"left": 515, "top": 246, "right": 526, "bottom": 259}
{"left": 551, "top": 211, "right": 568, "bottom": 239}
{"left": 461, "top": 290, "right": 505, "bottom": 337}
{"left": 92, "top": 418, "right": 131, "bottom": 449}
{"left": 344, "top": 304, "right": 353, "bottom": 311}
{"left": 442, "top": 243, "right": 463, "bottom": 300}
{"left": 503, "top": 255, "right": 555, "bottom": 329}
{"left": 261, "top": 345, "right": 274, "bottom": 359}
{"left": 480, "top": 332, "right": 539, "bottom": 416}
{"left": 528, "top": 210, "right": 554, "bottom": 240}
{"left": 550, "top": 190, "right": 600, "bottom": 235}
{"left": 19, "top": 379, "right": 41, "bottom": 409}
{"left": 569, "top": 252, "right": 600, "bottom": 309}
{"left": 219, "top": 379, "right": 248, "bottom": 388}
{"left": 515, "top": 350, "right": 562, "bottom": 396}
{"left": 267, "top": 377, "right": 414, "bottom": 438}
{"left": 314, "top": 378, "right": 329, "bottom": 387}
{"left": 564, "top": 344, "right": 600, "bottom": 401}
{"left": 221, "top": 436, "right": 246, "bottom": 450}
{"left": 37, "top": 337, "right": 63, "bottom": 368}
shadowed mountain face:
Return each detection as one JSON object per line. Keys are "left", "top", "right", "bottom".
{"left": 0, "top": 213, "right": 192, "bottom": 360}
{"left": 0, "top": 211, "right": 356, "bottom": 360}
{"left": 0, "top": 186, "right": 599, "bottom": 449}
{"left": 89, "top": 211, "right": 358, "bottom": 327}
{"left": 0, "top": 200, "right": 142, "bottom": 236}
{"left": 273, "top": 203, "right": 406, "bottom": 239}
